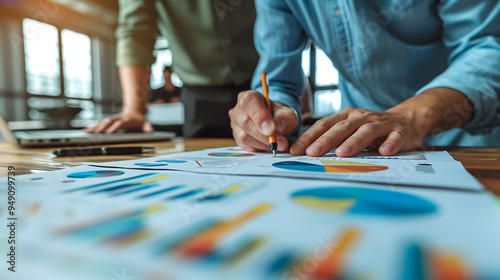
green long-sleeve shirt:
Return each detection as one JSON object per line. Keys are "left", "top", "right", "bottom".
{"left": 116, "top": 0, "right": 259, "bottom": 86}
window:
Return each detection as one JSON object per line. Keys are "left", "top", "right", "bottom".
{"left": 23, "top": 19, "right": 60, "bottom": 96}
{"left": 302, "top": 45, "right": 341, "bottom": 117}
{"left": 315, "top": 48, "right": 339, "bottom": 86}
{"left": 23, "top": 18, "right": 93, "bottom": 120}
{"left": 62, "top": 29, "right": 92, "bottom": 99}
{"left": 314, "top": 90, "right": 341, "bottom": 115}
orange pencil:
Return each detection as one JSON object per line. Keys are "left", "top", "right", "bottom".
{"left": 261, "top": 72, "right": 277, "bottom": 157}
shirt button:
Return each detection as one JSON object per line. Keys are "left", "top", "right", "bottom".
{"left": 334, "top": 8, "right": 342, "bottom": 16}
{"left": 224, "top": 38, "right": 232, "bottom": 45}
{"left": 344, "top": 51, "right": 351, "bottom": 59}
{"left": 230, "top": 61, "right": 237, "bottom": 67}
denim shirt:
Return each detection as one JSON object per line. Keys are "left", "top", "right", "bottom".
{"left": 252, "top": 0, "right": 500, "bottom": 146}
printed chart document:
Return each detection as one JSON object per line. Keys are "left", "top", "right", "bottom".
{"left": 92, "top": 147, "right": 484, "bottom": 191}
{"left": 2, "top": 164, "right": 500, "bottom": 280}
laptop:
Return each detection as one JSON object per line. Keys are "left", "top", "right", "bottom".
{"left": 0, "top": 113, "right": 176, "bottom": 147}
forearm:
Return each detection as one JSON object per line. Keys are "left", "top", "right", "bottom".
{"left": 119, "top": 66, "right": 151, "bottom": 115}
{"left": 388, "top": 87, "right": 474, "bottom": 139}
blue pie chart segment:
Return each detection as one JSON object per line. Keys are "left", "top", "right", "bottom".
{"left": 155, "top": 160, "right": 187, "bottom": 163}
{"left": 67, "top": 170, "right": 125, "bottom": 178}
{"left": 134, "top": 163, "right": 169, "bottom": 167}
{"left": 273, "top": 161, "right": 326, "bottom": 172}
{"left": 291, "top": 187, "right": 437, "bottom": 217}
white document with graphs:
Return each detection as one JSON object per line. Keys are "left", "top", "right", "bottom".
{"left": 91, "top": 147, "right": 484, "bottom": 191}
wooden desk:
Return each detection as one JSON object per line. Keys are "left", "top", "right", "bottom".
{"left": 1, "top": 139, "right": 499, "bottom": 195}
{"left": 0, "top": 138, "right": 236, "bottom": 175}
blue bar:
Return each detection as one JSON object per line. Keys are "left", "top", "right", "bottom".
{"left": 111, "top": 183, "right": 161, "bottom": 196}
{"left": 137, "top": 185, "right": 186, "bottom": 199}
{"left": 266, "top": 251, "right": 295, "bottom": 275}
{"left": 167, "top": 189, "right": 205, "bottom": 200}
{"left": 401, "top": 243, "right": 426, "bottom": 280}
{"left": 90, "top": 182, "right": 142, "bottom": 194}
{"left": 63, "top": 173, "right": 158, "bottom": 193}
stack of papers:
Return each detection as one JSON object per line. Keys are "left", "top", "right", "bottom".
{"left": 1, "top": 147, "right": 499, "bottom": 280}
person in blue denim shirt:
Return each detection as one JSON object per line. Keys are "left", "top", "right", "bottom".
{"left": 229, "top": 0, "right": 500, "bottom": 157}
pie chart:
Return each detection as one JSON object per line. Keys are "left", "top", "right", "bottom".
{"left": 273, "top": 160, "right": 388, "bottom": 173}
{"left": 291, "top": 187, "right": 436, "bottom": 216}
{"left": 67, "top": 170, "right": 125, "bottom": 178}
{"left": 208, "top": 152, "right": 254, "bottom": 157}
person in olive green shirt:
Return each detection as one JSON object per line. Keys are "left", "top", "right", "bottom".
{"left": 85, "top": 0, "right": 259, "bottom": 138}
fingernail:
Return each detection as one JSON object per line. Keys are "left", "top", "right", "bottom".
{"left": 336, "top": 143, "right": 352, "bottom": 154}
{"left": 261, "top": 121, "right": 275, "bottom": 135}
{"left": 307, "top": 142, "right": 323, "bottom": 155}
{"left": 380, "top": 143, "right": 394, "bottom": 154}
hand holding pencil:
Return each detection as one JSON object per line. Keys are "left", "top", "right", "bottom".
{"left": 228, "top": 74, "right": 299, "bottom": 154}
{"left": 261, "top": 72, "right": 278, "bottom": 156}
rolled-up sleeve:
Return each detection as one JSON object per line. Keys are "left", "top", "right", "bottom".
{"left": 417, "top": 1, "right": 500, "bottom": 132}
{"left": 252, "top": 0, "right": 309, "bottom": 118}
{"left": 115, "top": 0, "right": 157, "bottom": 67}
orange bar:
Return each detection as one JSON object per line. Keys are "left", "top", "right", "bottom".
{"left": 176, "top": 204, "right": 272, "bottom": 257}
{"left": 309, "top": 228, "right": 360, "bottom": 279}
{"left": 431, "top": 252, "right": 471, "bottom": 280}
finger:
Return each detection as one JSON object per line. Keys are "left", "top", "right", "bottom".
{"left": 335, "top": 123, "right": 391, "bottom": 157}
{"left": 230, "top": 105, "right": 268, "bottom": 145}
{"left": 277, "top": 134, "right": 289, "bottom": 151}
{"left": 83, "top": 121, "right": 103, "bottom": 133}
{"left": 379, "top": 130, "right": 405, "bottom": 156}
{"left": 231, "top": 106, "right": 264, "bottom": 141}
{"left": 305, "top": 117, "right": 367, "bottom": 157}
{"left": 236, "top": 111, "right": 289, "bottom": 152}
{"left": 232, "top": 126, "right": 269, "bottom": 152}
{"left": 92, "top": 118, "right": 114, "bottom": 134}
{"left": 104, "top": 120, "right": 124, "bottom": 134}
{"left": 142, "top": 121, "right": 154, "bottom": 133}
{"left": 290, "top": 111, "right": 348, "bottom": 155}
{"left": 242, "top": 133, "right": 289, "bottom": 152}
{"left": 238, "top": 91, "right": 275, "bottom": 136}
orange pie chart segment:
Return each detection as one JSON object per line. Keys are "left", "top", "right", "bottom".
{"left": 322, "top": 160, "right": 388, "bottom": 173}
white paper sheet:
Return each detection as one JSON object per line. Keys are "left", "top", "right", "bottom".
{"left": 91, "top": 147, "right": 484, "bottom": 191}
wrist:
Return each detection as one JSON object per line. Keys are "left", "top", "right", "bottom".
{"left": 388, "top": 87, "right": 474, "bottom": 138}
{"left": 388, "top": 102, "right": 436, "bottom": 141}
{"left": 122, "top": 105, "right": 147, "bottom": 116}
